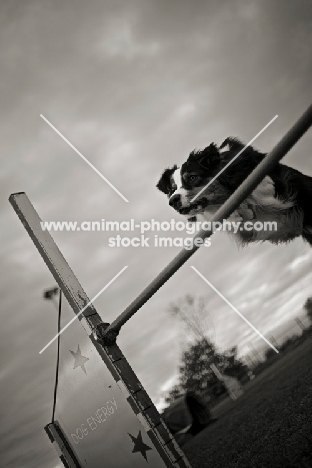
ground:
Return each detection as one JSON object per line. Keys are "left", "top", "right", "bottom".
{"left": 183, "top": 337, "right": 312, "bottom": 468}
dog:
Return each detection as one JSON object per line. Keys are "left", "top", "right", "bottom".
{"left": 156, "top": 137, "right": 312, "bottom": 245}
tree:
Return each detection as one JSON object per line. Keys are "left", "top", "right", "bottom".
{"left": 304, "top": 296, "right": 312, "bottom": 321}
{"left": 168, "top": 294, "right": 215, "bottom": 346}
{"left": 164, "top": 294, "right": 248, "bottom": 407}
{"left": 164, "top": 337, "right": 247, "bottom": 406}
{"left": 264, "top": 347, "right": 277, "bottom": 360}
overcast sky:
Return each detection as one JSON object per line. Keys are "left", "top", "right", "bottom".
{"left": 1, "top": 0, "right": 312, "bottom": 466}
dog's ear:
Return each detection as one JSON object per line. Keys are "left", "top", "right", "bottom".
{"left": 219, "top": 137, "right": 245, "bottom": 154}
{"left": 218, "top": 139, "right": 265, "bottom": 189}
{"left": 156, "top": 165, "right": 177, "bottom": 195}
{"left": 190, "top": 143, "right": 220, "bottom": 170}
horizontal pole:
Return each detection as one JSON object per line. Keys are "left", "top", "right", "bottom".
{"left": 106, "top": 103, "right": 312, "bottom": 335}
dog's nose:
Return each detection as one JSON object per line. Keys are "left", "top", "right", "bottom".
{"left": 169, "top": 194, "right": 181, "bottom": 210}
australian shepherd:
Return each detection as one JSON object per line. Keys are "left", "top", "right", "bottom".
{"left": 156, "top": 137, "right": 312, "bottom": 245}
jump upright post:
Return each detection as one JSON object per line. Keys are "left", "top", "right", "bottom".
{"left": 9, "top": 103, "right": 312, "bottom": 468}
{"left": 10, "top": 192, "right": 192, "bottom": 468}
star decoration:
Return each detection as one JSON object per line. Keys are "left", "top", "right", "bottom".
{"left": 69, "top": 345, "right": 89, "bottom": 374}
{"left": 128, "top": 431, "right": 152, "bottom": 462}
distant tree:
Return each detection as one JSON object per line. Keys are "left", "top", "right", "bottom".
{"left": 164, "top": 294, "right": 248, "bottom": 407}
{"left": 264, "top": 347, "right": 277, "bottom": 360}
{"left": 304, "top": 297, "right": 312, "bottom": 321}
{"left": 168, "top": 294, "right": 215, "bottom": 346}
{"left": 179, "top": 339, "right": 218, "bottom": 394}
{"left": 164, "top": 337, "right": 247, "bottom": 406}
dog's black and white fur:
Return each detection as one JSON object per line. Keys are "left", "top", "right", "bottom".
{"left": 157, "top": 137, "right": 312, "bottom": 245}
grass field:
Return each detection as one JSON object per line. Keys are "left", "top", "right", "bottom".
{"left": 183, "top": 337, "right": 312, "bottom": 468}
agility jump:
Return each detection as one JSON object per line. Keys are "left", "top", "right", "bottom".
{"left": 9, "top": 104, "right": 312, "bottom": 467}
{"left": 104, "top": 103, "right": 312, "bottom": 340}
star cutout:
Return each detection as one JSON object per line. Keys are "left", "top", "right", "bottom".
{"left": 128, "top": 431, "right": 152, "bottom": 462}
{"left": 69, "top": 345, "right": 89, "bottom": 374}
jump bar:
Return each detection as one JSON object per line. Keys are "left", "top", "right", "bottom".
{"left": 105, "top": 103, "right": 312, "bottom": 336}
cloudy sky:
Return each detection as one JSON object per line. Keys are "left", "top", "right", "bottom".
{"left": 1, "top": 0, "right": 312, "bottom": 466}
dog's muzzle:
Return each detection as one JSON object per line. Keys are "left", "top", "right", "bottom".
{"left": 169, "top": 193, "right": 210, "bottom": 215}
{"left": 169, "top": 194, "right": 182, "bottom": 210}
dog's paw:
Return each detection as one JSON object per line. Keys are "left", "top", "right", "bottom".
{"left": 228, "top": 211, "right": 243, "bottom": 223}
{"left": 237, "top": 204, "right": 255, "bottom": 221}
{"left": 243, "top": 208, "right": 254, "bottom": 220}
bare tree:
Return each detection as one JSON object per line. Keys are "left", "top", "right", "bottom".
{"left": 164, "top": 294, "right": 247, "bottom": 407}
{"left": 168, "top": 294, "right": 215, "bottom": 346}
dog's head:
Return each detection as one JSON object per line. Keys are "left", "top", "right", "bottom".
{"left": 157, "top": 137, "right": 250, "bottom": 219}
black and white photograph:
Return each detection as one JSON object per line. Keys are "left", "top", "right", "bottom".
{"left": 1, "top": 1, "right": 312, "bottom": 467}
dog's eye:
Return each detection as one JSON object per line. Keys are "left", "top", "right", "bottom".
{"left": 189, "top": 175, "right": 198, "bottom": 182}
